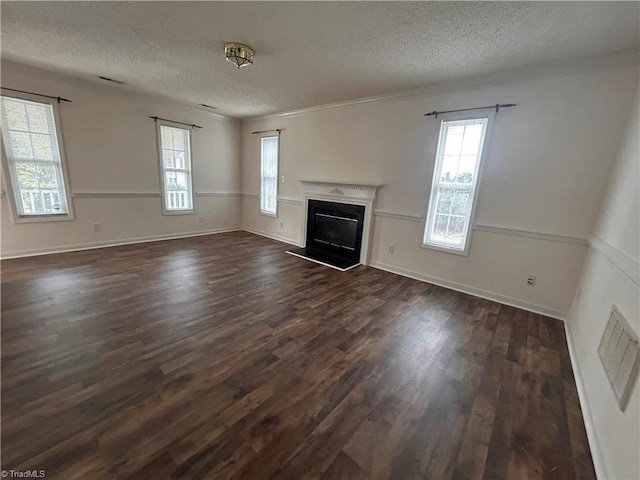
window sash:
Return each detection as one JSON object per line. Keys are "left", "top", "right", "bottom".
{"left": 158, "top": 124, "right": 194, "bottom": 212}
{"left": 0, "top": 96, "right": 70, "bottom": 217}
{"left": 260, "top": 136, "right": 278, "bottom": 215}
{"left": 424, "top": 117, "right": 489, "bottom": 253}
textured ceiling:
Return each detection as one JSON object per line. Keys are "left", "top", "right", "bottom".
{"left": 1, "top": 2, "right": 638, "bottom": 118}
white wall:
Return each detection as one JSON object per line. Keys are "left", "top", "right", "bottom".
{"left": 567, "top": 89, "right": 639, "bottom": 480}
{"left": 1, "top": 61, "right": 243, "bottom": 257}
{"left": 242, "top": 64, "right": 638, "bottom": 317}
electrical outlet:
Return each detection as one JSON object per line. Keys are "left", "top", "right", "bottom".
{"left": 93, "top": 223, "right": 101, "bottom": 233}
{"left": 199, "top": 216, "right": 204, "bottom": 223}
{"left": 388, "top": 245, "right": 395, "bottom": 254}
{"left": 526, "top": 275, "right": 536, "bottom": 286}
{"left": 279, "top": 221, "right": 284, "bottom": 229}
{"left": 281, "top": 175, "right": 285, "bottom": 183}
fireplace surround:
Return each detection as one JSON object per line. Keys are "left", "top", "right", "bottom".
{"left": 287, "top": 181, "right": 380, "bottom": 270}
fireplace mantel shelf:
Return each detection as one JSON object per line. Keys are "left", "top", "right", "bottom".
{"left": 300, "top": 180, "right": 381, "bottom": 190}
{"left": 299, "top": 180, "right": 381, "bottom": 187}
{"left": 299, "top": 181, "right": 381, "bottom": 201}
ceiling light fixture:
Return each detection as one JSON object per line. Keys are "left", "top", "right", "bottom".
{"left": 224, "top": 42, "right": 254, "bottom": 69}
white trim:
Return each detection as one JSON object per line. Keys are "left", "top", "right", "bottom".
{"left": 285, "top": 250, "right": 359, "bottom": 272}
{"left": 371, "top": 210, "right": 589, "bottom": 245}
{"left": 373, "top": 210, "right": 422, "bottom": 222}
{"left": 423, "top": 114, "right": 493, "bottom": 256}
{"left": 72, "top": 191, "right": 161, "bottom": 198}
{"left": 244, "top": 52, "right": 638, "bottom": 122}
{"left": 242, "top": 192, "right": 259, "bottom": 199}
{"left": 299, "top": 180, "right": 381, "bottom": 193}
{"left": 564, "top": 322, "right": 609, "bottom": 480}
{"left": 475, "top": 224, "right": 589, "bottom": 246}
{"left": 260, "top": 134, "right": 280, "bottom": 217}
{"left": 71, "top": 191, "right": 244, "bottom": 199}
{"left": 0, "top": 227, "right": 241, "bottom": 259}
{"left": 369, "top": 259, "right": 566, "bottom": 321}
{"left": 242, "top": 227, "right": 301, "bottom": 247}
{"left": 278, "top": 196, "right": 303, "bottom": 205}
{"left": 0, "top": 92, "right": 76, "bottom": 223}
{"left": 195, "top": 191, "right": 244, "bottom": 198}
{"left": 419, "top": 241, "right": 469, "bottom": 257}
{"left": 590, "top": 235, "right": 639, "bottom": 287}
{"left": 156, "top": 120, "right": 195, "bottom": 215}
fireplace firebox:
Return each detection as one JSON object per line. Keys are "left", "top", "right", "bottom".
{"left": 287, "top": 200, "right": 365, "bottom": 270}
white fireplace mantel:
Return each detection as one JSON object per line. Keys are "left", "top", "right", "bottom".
{"left": 300, "top": 180, "right": 381, "bottom": 266}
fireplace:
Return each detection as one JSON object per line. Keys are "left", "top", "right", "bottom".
{"left": 286, "top": 181, "right": 380, "bottom": 271}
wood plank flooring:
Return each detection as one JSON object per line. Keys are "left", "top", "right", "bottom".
{"left": 1, "top": 231, "right": 595, "bottom": 479}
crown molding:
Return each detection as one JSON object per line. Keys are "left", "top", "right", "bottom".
{"left": 243, "top": 52, "right": 639, "bottom": 122}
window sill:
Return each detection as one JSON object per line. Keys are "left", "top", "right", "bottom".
{"left": 420, "top": 241, "right": 469, "bottom": 257}
{"left": 162, "top": 209, "right": 196, "bottom": 216}
{"left": 14, "top": 213, "right": 75, "bottom": 224}
{"left": 260, "top": 211, "right": 278, "bottom": 218}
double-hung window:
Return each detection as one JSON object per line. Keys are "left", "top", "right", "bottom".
{"left": 157, "top": 122, "right": 194, "bottom": 214}
{"left": 0, "top": 95, "right": 73, "bottom": 221}
{"left": 260, "top": 135, "right": 278, "bottom": 216}
{"left": 423, "top": 117, "right": 489, "bottom": 254}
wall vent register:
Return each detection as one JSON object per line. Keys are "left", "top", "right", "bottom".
{"left": 597, "top": 305, "right": 640, "bottom": 411}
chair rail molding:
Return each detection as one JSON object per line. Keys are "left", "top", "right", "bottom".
{"left": 474, "top": 224, "right": 589, "bottom": 246}
{"left": 589, "top": 235, "right": 639, "bottom": 287}
{"left": 195, "top": 191, "right": 243, "bottom": 197}
{"left": 72, "top": 191, "right": 161, "bottom": 198}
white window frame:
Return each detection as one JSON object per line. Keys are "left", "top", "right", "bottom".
{"left": 0, "top": 92, "right": 74, "bottom": 223}
{"left": 422, "top": 113, "right": 493, "bottom": 256}
{"left": 259, "top": 135, "right": 279, "bottom": 217}
{"left": 156, "top": 120, "right": 195, "bottom": 215}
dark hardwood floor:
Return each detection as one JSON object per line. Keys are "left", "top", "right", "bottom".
{"left": 1, "top": 231, "right": 595, "bottom": 479}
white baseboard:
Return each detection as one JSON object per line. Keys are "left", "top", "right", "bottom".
{"left": 369, "top": 260, "right": 566, "bottom": 321}
{"left": 242, "top": 227, "right": 302, "bottom": 247}
{"left": 564, "top": 322, "right": 608, "bottom": 480}
{"left": 1, "top": 227, "right": 241, "bottom": 259}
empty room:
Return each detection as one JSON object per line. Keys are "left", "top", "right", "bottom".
{"left": 1, "top": 2, "right": 639, "bottom": 479}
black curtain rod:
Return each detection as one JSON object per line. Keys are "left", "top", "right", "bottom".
{"left": 1, "top": 87, "right": 71, "bottom": 103}
{"left": 149, "top": 116, "right": 202, "bottom": 129}
{"left": 250, "top": 129, "right": 282, "bottom": 135}
{"left": 424, "top": 103, "right": 516, "bottom": 118}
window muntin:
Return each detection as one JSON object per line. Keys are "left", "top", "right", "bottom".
{"left": 260, "top": 135, "right": 278, "bottom": 215}
{"left": 159, "top": 124, "right": 194, "bottom": 212}
{"left": 0, "top": 96, "right": 70, "bottom": 217}
{"left": 424, "top": 117, "right": 489, "bottom": 253}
